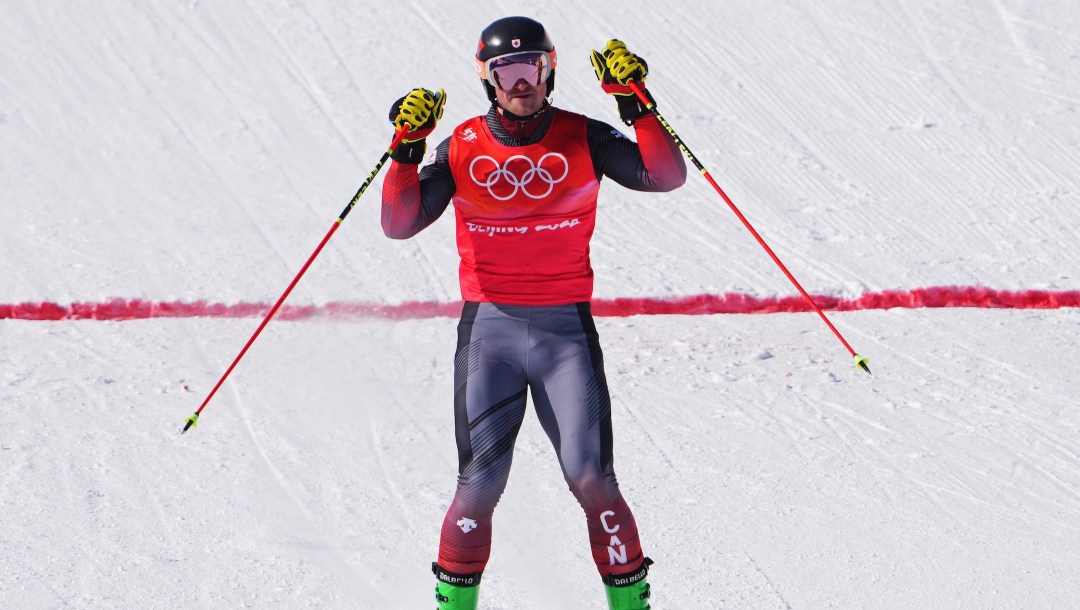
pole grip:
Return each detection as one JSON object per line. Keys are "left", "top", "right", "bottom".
{"left": 389, "top": 124, "right": 411, "bottom": 152}
{"left": 628, "top": 81, "right": 652, "bottom": 109}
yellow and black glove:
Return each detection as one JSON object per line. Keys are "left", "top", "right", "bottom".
{"left": 388, "top": 88, "right": 446, "bottom": 163}
{"left": 590, "top": 40, "right": 655, "bottom": 125}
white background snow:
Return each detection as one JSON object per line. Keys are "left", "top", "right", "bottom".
{"left": 3, "top": 1, "right": 1079, "bottom": 608}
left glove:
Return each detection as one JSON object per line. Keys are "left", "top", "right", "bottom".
{"left": 388, "top": 88, "right": 446, "bottom": 163}
{"left": 590, "top": 40, "right": 655, "bottom": 125}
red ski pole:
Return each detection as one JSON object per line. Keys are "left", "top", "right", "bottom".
{"left": 182, "top": 126, "right": 413, "bottom": 433}
{"left": 629, "top": 81, "right": 870, "bottom": 374}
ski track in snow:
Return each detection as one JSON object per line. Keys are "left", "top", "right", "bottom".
{"left": 4, "top": 1, "right": 1080, "bottom": 608}
{"left": 229, "top": 376, "right": 384, "bottom": 601}
{"left": 743, "top": 549, "right": 794, "bottom": 610}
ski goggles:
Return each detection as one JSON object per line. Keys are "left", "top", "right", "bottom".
{"left": 477, "top": 51, "right": 556, "bottom": 90}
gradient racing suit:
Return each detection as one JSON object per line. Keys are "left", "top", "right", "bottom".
{"left": 381, "top": 103, "right": 685, "bottom": 580}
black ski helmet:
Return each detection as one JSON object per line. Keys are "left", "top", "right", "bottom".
{"left": 475, "top": 16, "right": 557, "bottom": 103}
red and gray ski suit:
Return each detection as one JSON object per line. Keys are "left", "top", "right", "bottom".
{"left": 381, "top": 104, "right": 685, "bottom": 579}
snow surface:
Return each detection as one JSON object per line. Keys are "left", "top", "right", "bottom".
{"left": 3, "top": 1, "right": 1080, "bottom": 608}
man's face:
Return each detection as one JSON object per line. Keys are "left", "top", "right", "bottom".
{"left": 484, "top": 51, "right": 550, "bottom": 116}
{"left": 495, "top": 77, "right": 547, "bottom": 116}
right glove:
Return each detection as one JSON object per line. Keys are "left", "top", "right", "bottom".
{"left": 590, "top": 40, "right": 655, "bottom": 125}
{"left": 388, "top": 88, "right": 446, "bottom": 163}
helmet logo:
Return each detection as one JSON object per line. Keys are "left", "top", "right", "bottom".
{"left": 511, "top": 38, "right": 521, "bottom": 48}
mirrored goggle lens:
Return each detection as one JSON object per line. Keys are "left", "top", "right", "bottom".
{"left": 485, "top": 52, "right": 550, "bottom": 89}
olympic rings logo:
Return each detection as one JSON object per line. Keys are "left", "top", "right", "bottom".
{"left": 468, "top": 153, "right": 569, "bottom": 201}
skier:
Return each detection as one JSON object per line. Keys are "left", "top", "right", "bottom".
{"left": 381, "top": 16, "right": 686, "bottom": 610}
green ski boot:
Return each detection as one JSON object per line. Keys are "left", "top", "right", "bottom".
{"left": 433, "top": 563, "right": 481, "bottom": 610}
{"left": 603, "top": 558, "right": 654, "bottom": 610}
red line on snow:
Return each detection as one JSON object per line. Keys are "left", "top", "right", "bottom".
{"left": 2, "top": 287, "right": 1078, "bottom": 321}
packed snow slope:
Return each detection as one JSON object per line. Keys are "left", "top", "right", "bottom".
{"left": 2, "top": 1, "right": 1079, "bottom": 608}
